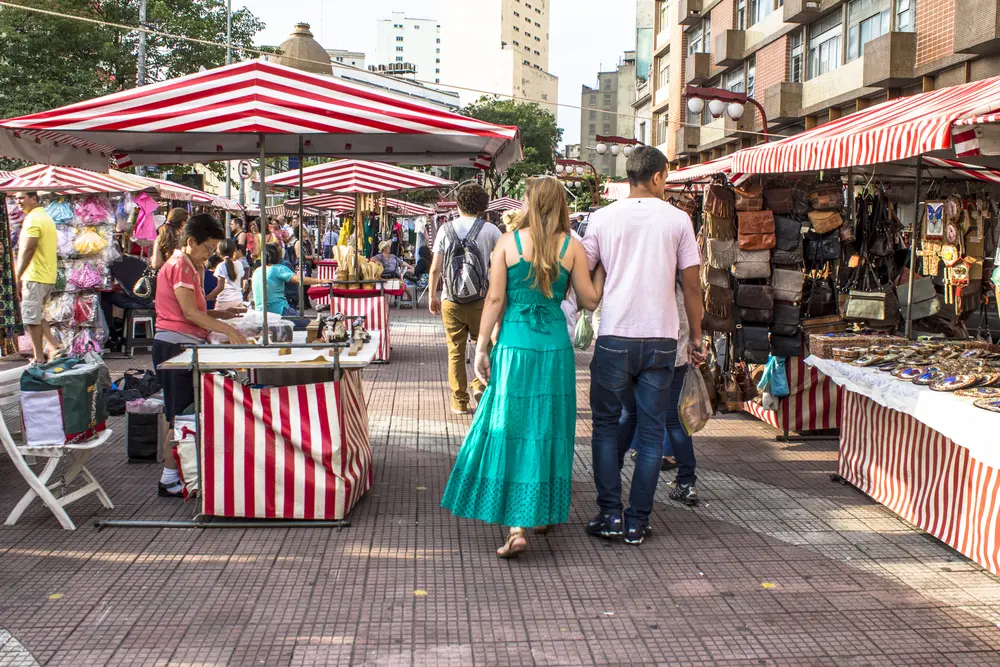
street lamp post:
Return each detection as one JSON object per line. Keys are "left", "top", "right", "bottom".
{"left": 555, "top": 159, "right": 600, "bottom": 208}
{"left": 593, "top": 134, "right": 644, "bottom": 158}
{"left": 684, "top": 85, "right": 770, "bottom": 141}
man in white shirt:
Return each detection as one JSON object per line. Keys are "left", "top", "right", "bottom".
{"left": 582, "top": 146, "right": 706, "bottom": 546}
{"left": 429, "top": 183, "right": 503, "bottom": 414}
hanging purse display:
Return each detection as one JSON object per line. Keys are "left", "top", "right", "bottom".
{"left": 791, "top": 179, "right": 814, "bottom": 217}
{"left": 704, "top": 212, "right": 736, "bottom": 241}
{"left": 703, "top": 311, "right": 734, "bottom": 333}
{"left": 674, "top": 194, "right": 698, "bottom": 218}
{"left": 706, "top": 184, "right": 736, "bottom": 220}
{"left": 763, "top": 187, "right": 794, "bottom": 215}
{"left": 898, "top": 275, "right": 941, "bottom": 321}
{"left": 738, "top": 306, "right": 774, "bottom": 324}
{"left": 707, "top": 238, "right": 737, "bottom": 269}
{"left": 808, "top": 210, "right": 843, "bottom": 235}
{"left": 809, "top": 183, "right": 844, "bottom": 211}
{"left": 736, "top": 325, "right": 771, "bottom": 365}
{"left": 801, "top": 272, "right": 838, "bottom": 318}
{"left": 843, "top": 266, "right": 901, "bottom": 328}
{"left": 737, "top": 210, "right": 776, "bottom": 251}
{"left": 735, "top": 284, "right": 774, "bottom": 310}
{"left": 805, "top": 231, "right": 841, "bottom": 264}
{"left": 735, "top": 185, "right": 764, "bottom": 212}
{"left": 705, "top": 284, "right": 734, "bottom": 318}
{"left": 770, "top": 303, "right": 801, "bottom": 337}
{"left": 772, "top": 246, "right": 804, "bottom": 266}
{"left": 770, "top": 331, "right": 804, "bottom": 358}
{"left": 731, "top": 249, "right": 771, "bottom": 279}
{"left": 774, "top": 216, "right": 802, "bottom": 252}
{"left": 773, "top": 268, "right": 805, "bottom": 303}
{"left": 704, "top": 265, "right": 731, "bottom": 288}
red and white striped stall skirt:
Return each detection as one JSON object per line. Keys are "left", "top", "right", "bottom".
{"left": 200, "top": 370, "right": 372, "bottom": 520}
{"left": 839, "top": 390, "right": 1000, "bottom": 576}
{"left": 332, "top": 295, "right": 391, "bottom": 362}
{"left": 743, "top": 356, "right": 840, "bottom": 433}
{"left": 310, "top": 261, "right": 339, "bottom": 309}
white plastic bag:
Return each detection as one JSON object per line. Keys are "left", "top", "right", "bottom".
{"left": 679, "top": 366, "right": 713, "bottom": 436}
{"left": 573, "top": 311, "right": 594, "bottom": 351}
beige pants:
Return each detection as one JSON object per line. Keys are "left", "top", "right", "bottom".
{"left": 442, "top": 299, "right": 485, "bottom": 409}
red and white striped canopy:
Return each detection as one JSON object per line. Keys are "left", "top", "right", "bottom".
{"left": 264, "top": 159, "right": 454, "bottom": 193}
{"left": 486, "top": 197, "right": 523, "bottom": 212}
{"left": 666, "top": 156, "right": 734, "bottom": 183}
{"left": 282, "top": 194, "right": 356, "bottom": 212}
{"left": 0, "top": 164, "right": 141, "bottom": 193}
{"left": 0, "top": 60, "right": 521, "bottom": 173}
{"left": 385, "top": 198, "right": 435, "bottom": 216}
{"left": 732, "top": 76, "right": 1000, "bottom": 174}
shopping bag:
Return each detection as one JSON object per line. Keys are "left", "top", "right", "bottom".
{"left": 679, "top": 366, "right": 713, "bottom": 436}
{"left": 573, "top": 311, "right": 594, "bottom": 351}
{"left": 20, "top": 357, "right": 108, "bottom": 446}
{"left": 757, "top": 356, "right": 790, "bottom": 398}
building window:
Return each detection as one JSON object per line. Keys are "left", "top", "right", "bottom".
{"left": 513, "top": 40, "right": 519, "bottom": 46}
{"left": 896, "top": 0, "right": 914, "bottom": 31}
{"left": 656, "top": 113, "right": 666, "bottom": 143}
{"left": 514, "top": 10, "right": 520, "bottom": 16}
{"left": 808, "top": 12, "right": 843, "bottom": 78}
{"left": 737, "top": 0, "right": 747, "bottom": 29}
{"left": 535, "top": 21, "right": 541, "bottom": 27}
{"left": 514, "top": 25, "right": 520, "bottom": 31}
{"left": 750, "top": 0, "right": 778, "bottom": 26}
{"left": 789, "top": 30, "right": 804, "bottom": 82}
{"left": 590, "top": 94, "right": 597, "bottom": 105}
{"left": 639, "top": 121, "right": 648, "bottom": 144}
{"left": 436, "top": 48, "right": 440, "bottom": 53}
{"left": 604, "top": 93, "right": 612, "bottom": 105}
{"left": 847, "top": 0, "right": 890, "bottom": 61}
{"left": 535, "top": 36, "right": 541, "bottom": 41}
{"left": 395, "top": 56, "right": 403, "bottom": 62}
{"left": 396, "top": 36, "right": 403, "bottom": 41}
{"left": 414, "top": 24, "right": 420, "bottom": 29}
{"left": 687, "top": 23, "right": 704, "bottom": 56}
{"left": 523, "top": 59, "right": 531, "bottom": 65}
{"left": 534, "top": 50, "right": 540, "bottom": 55}
{"left": 526, "top": 17, "right": 531, "bottom": 23}
{"left": 589, "top": 110, "right": 597, "bottom": 120}
{"left": 589, "top": 123, "right": 597, "bottom": 134}
{"left": 436, "top": 58, "right": 440, "bottom": 63}
{"left": 436, "top": 38, "right": 441, "bottom": 43}
{"left": 526, "top": 31, "right": 531, "bottom": 37}
{"left": 436, "top": 68, "right": 440, "bottom": 73}
{"left": 396, "top": 46, "right": 403, "bottom": 52}
{"left": 603, "top": 123, "right": 612, "bottom": 133}
{"left": 658, "top": 58, "right": 669, "bottom": 90}
{"left": 746, "top": 55, "right": 756, "bottom": 99}
{"left": 659, "top": 0, "right": 671, "bottom": 31}
{"left": 725, "top": 67, "right": 745, "bottom": 94}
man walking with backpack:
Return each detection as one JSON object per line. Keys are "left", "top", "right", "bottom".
{"left": 429, "top": 183, "right": 502, "bottom": 414}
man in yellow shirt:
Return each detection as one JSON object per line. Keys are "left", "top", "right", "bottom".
{"left": 15, "top": 191, "right": 59, "bottom": 363}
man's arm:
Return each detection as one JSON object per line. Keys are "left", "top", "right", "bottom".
{"left": 679, "top": 265, "right": 705, "bottom": 364}
{"left": 15, "top": 236, "right": 37, "bottom": 281}
{"left": 428, "top": 253, "right": 444, "bottom": 315}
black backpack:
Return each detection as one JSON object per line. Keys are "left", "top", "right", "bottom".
{"left": 443, "top": 219, "right": 488, "bottom": 304}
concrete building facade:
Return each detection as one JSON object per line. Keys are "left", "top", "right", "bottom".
{"left": 326, "top": 49, "right": 366, "bottom": 70}
{"left": 580, "top": 53, "right": 637, "bottom": 178}
{"left": 439, "top": 0, "right": 559, "bottom": 114}
{"left": 376, "top": 12, "right": 442, "bottom": 84}
{"left": 642, "top": 0, "right": 1000, "bottom": 168}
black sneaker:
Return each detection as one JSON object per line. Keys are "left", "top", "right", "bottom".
{"left": 586, "top": 512, "right": 624, "bottom": 539}
{"left": 623, "top": 521, "right": 652, "bottom": 545}
{"left": 158, "top": 481, "right": 184, "bottom": 498}
{"left": 668, "top": 483, "right": 699, "bottom": 506}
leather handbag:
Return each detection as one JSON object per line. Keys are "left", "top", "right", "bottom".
{"left": 898, "top": 275, "right": 942, "bottom": 321}
{"left": 771, "top": 303, "right": 801, "bottom": 337}
{"left": 133, "top": 266, "right": 157, "bottom": 299}
{"left": 703, "top": 311, "right": 734, "bottom": 333}
{"left": 674, "top": 195, "right": 698, "bottom": 218}
{"left": 706, "top": 184, "right": 736, "bottom": 220}
{"left": 704, "top": 265, "right": 731, "bottom": 288}
{"left": 707, "top": 238, "right": 737, "bottom": 269}
{"left": 805, "top": 231, "right": 841, "bottom": 264}
{"left": 802, "top": 273, "right": 838, "bottom": 318}
{"left": 810, "top": 183, "right": 844, "bottom": 211}
{"left": 737, "top": 325, "right": 771, "bottom": 365}
{"left": 704, "top": 213, "right": 736, "bottom": 241}
{"left": 736, "top": 185, "right": 764, "bottom": 212}
{"left": 770, "top": 331, "right": 804, "bottom": 358}
{"left": 773, "top": 268, "right": 804, "bottom": 303}
{"left": 736, "top": 284, "right": 774, "bottom": 310}
{"left": 844, "top": 288, "right": 901, "bottom": 327}
{"left": 764, "top": 187, "right": 794, "bottom": 215}
{"left": 808, "top": 210, "right": 843, "bottom": 234}
{"left": 731, "top": 249, "right": 771, "bottom": 279}
{"left": 772, "top": 247, "right": 804, "bottom": 266}
{"left": 706, "top": 284, "right": 734, "bottom": 318}
{"left": 774, "top": 216, "right": 802, "bottom": 251}
{"left": 738, "top": 210, "right": 776, "bottom": 251}
{"left": 791, "top": 179, "right": 814, "bottom": 217}
{"left": 738, "top": 306, "right": 774, "bottom": 324}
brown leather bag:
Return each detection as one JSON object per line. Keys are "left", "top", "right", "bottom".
{"left": 706, "top": 284, "right": 734, "bottom": 318}
{"left": 674, "top": 195, "right": 697, "bottom": 217}
{"left": 738, "top": 210, "right": 776, "bottom": 251}
{"left": 735, "top": 185, "right": 764, "bottom": 212}
{"left": 706, "top": 184, "right": 735, "bottom": 220}
{"left": 704, "top": 213, "right": 736, "bottom": 241}
{"left": 703, "top": 311, "right": 734, "bottom": 333}
{"left": 810, "top": 183, "right": 844, "bottom": 211}
{"left": 736, "top": 284, "right": 775, "bottom": 310}
{"left": 763, "top": 187, "right": 794, "bottom": 215}
{"left": 808, "top": 210, "right": 843, "bottom": 234}
{"left": 703, "top": 265, "right": 731, "bottom": 288}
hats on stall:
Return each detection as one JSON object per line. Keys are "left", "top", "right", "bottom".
{"left": 379, "top": 240, "right": 392, "bottom": 252}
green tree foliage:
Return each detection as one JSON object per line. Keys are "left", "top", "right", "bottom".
{"left": 455, "top": 96, "right": 563, "bottom": 197}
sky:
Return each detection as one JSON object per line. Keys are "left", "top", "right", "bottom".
{"left": 237, "top": 0, "right": 637, "bottom": 148}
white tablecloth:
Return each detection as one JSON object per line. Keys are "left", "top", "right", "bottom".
{"left": 159, "top": 332, "right": 381, "bottom": 371}
{"left": 805, "top": 355, "right": 1000, "bottom": 469}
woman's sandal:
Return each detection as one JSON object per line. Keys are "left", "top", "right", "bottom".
{"left": 497, "top": 528, "right": 527, "bottom": 558}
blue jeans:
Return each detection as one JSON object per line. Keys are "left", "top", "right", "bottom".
{"left": 591, "top": 336, "right": 677, "bottom": 524}
{"left": 622, "top": 364, "right": 697, "bottom": 486}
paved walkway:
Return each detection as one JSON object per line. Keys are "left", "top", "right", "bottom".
{"left": 1, "top": 308, "right": 1000, "bottom": 666}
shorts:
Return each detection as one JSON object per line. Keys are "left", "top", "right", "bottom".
{"left": 21, "top": 281, "right": 54, "bottom": 325}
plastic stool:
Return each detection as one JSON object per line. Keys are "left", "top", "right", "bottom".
{"left": 124, "top": 309, "right": 156, "bottom": 357}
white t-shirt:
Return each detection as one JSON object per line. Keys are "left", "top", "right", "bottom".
{"left": 582, "top": 197, "right": 701, "bottom": 340}
{"left": 432, "top": 215, "right": 502, "bottom": 301}
{"left": 214, "top": 260, "right": 246, "bottom": 304}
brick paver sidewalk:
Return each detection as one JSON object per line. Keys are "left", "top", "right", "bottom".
{"left": 2, "top": 307, "right": 1000, "bottom": 666}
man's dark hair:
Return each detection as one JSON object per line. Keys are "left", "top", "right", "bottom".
{"left": 182, "top": 214, "right": 225, "bottom": 245}
{"left": 455, "top": 183, "right": 490, "bottom": 217}
{"left": 263, "top": 243, "right": 282, "bottom": 266}
{"left": 626, "top": 146, "right": 669, "bottom": 187}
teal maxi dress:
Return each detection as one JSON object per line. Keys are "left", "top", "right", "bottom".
{"left": 441, "top": 232, "right": 576, "bottom": 527}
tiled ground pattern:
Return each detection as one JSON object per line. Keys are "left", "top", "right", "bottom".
{"left": 1, "top": 308, "right": 1000, "bottom": 666}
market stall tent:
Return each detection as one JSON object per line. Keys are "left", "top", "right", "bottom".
{"left": 486, "top": 197, "right": 522, "bottom": 213}
{"left": 263, "top": 159, "right": 455, "bottom": 193}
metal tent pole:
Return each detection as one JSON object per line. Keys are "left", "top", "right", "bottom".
{"left": 298, "top": 136, "right": 305, "bottom": 314}
{"left": 224, "top": 0, "right": 233, "bottom": 235}
{"left": 905, "top": 155, "right": 923, "bottom": 340}
{"left": 259, "top": 134, "right": 270, "bottom": 346}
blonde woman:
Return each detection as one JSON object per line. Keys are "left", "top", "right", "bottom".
{"left": 441, "top": 176, "right": 604, "bottom": 558}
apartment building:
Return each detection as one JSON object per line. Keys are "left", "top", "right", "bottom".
{"left": 580, "top": 53, "right": 638, "bottom": 178}
{"left": 376, "top": 12, "right": 442, "bottom": 84}
{"left": 440, "top": 0, "right": 559, "bottom": 114}
{"left": 646, "top": 0, "right": 998, "bottom": 167}
{"left": 327, "top": 49, "right": 366, "bottom": 70}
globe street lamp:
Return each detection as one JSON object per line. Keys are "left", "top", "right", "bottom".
{"left": 595, "top": 134, "right": 643, "bottom": 158}
{"left": 556, "top": 158, "right": 599, "bottom": 208}
{"left": 684, "top": 85, "right": 770, "bottom": 141}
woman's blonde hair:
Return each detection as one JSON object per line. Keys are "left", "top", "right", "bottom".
{"left": 523, "top": 175, "right": 570, "bottom": 298}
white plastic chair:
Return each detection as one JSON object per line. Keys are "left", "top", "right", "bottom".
{"left": 0, "top": 366, "right": 114, "bottom": 530}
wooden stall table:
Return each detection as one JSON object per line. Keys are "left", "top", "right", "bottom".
{"left": 157, "top": 334, "right": 380, "bottom": 521}
{"left": 306, "top": 281, "right": 404, "bottom": 362}
{"left": 742, "top": 356, "right": 840, "bottom": 437}
{"left": 806, "top": 355, "right": 1000, "bottom": 575}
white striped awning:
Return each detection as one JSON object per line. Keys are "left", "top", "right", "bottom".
{"left": 486, "top": 197, "right": 523, "bottom": 212}
{"left": 264, "top": 159, "right": 454, "bottom": 193}
{"left": 1, "top": 164, "right": 142, "bottom": 193}
{"left": 385, "top": 198, "right": 435, "bottom": 216}
{"left": 282, "top": 194, "right": 356, "bottom": 212}
{"left": 732, "top": 75, "right": 1000, "bottom": 174}
{"left": 0, "top": 60, "right": 522, "bottom": 172}
{"left": 666, "top": 156, "right": 734, "bottom": 183}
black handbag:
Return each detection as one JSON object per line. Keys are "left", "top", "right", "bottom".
{"left": 771, "top": 331, "right": 804, "bottom": 358}
{"left": 737, "top": 324, "right": 771, "bottom": 364}
{"left": 772, "top": 247, "right": 804, "bottom": 266}
{"left": 774, "top": 216, "right": 802, "bottom": 251}
{"left": 770, "top": 303, "right": 801, "bottom": 337}
{"left": 133, "top": 266, "right": 157, "bottom": 300}
{"left": 802, "top": 273, "right": 838, "bottom": 318}
{"left": 805, "top": 231, "right": 841, "bottom": 264}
